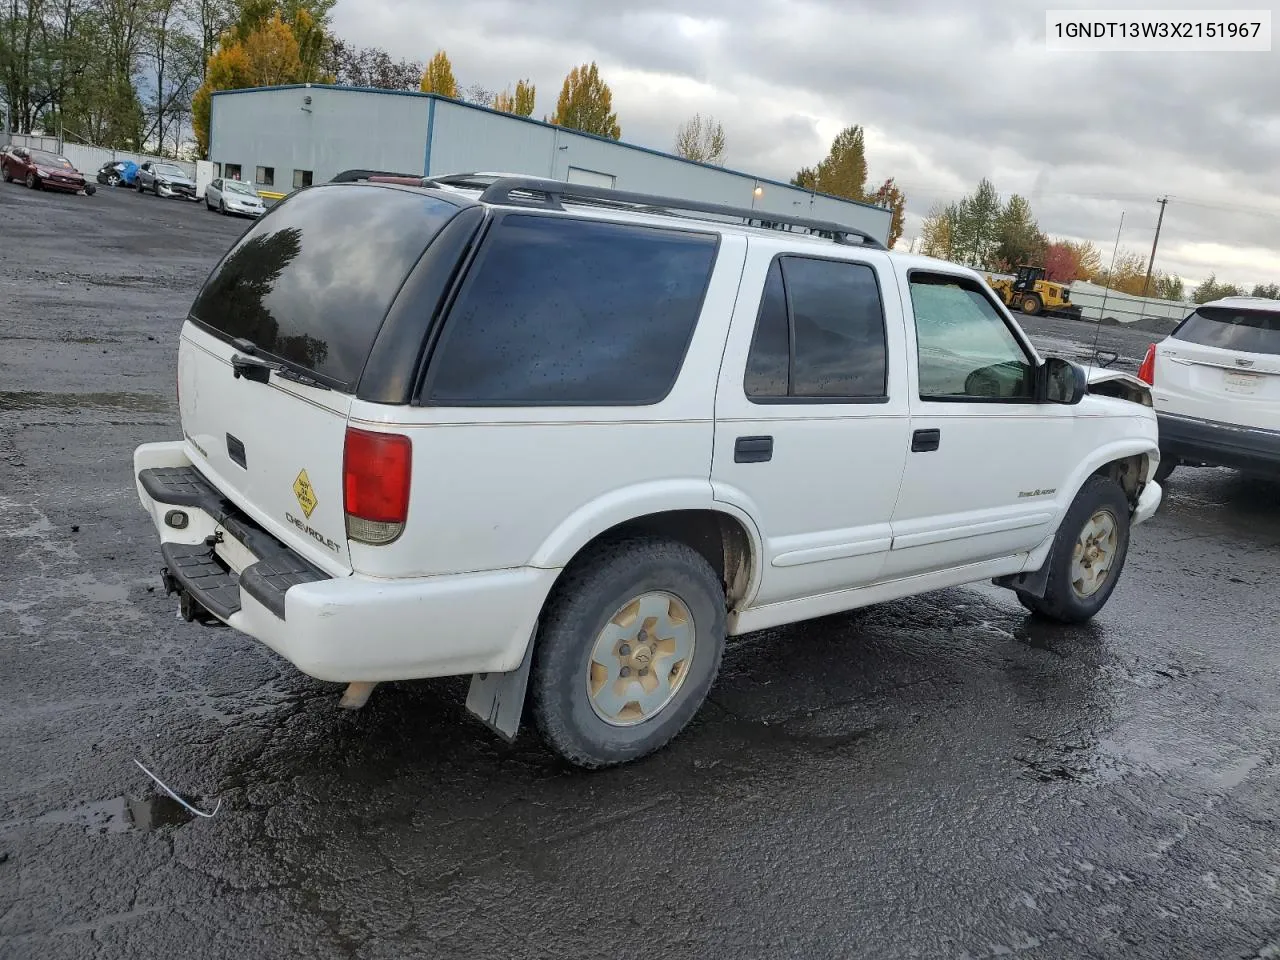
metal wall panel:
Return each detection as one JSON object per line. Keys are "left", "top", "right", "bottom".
{"left": 211, "top": 87, "right": 892, "bottom": 243}
{"left": 210, "top": 86, "right": 430, "bottom": 186}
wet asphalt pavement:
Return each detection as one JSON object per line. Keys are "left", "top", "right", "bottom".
{"left": 2, "top": 181, "right": 1280, "bottom": 960}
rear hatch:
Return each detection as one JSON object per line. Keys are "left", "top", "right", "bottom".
{"left": 178, "top": 182, "right": 465, "bottom": 574}
{"left": 1155, "top": 304, "right": 1280, "bottom": 431}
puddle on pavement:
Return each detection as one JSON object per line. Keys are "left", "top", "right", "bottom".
{"left": 0, "top": 391, "right": 170, "bottom": 413}
{"left": 23, "top": 794, "right": 198, "bottom": 835}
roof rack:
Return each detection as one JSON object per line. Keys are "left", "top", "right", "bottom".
{"left": 473, "top": 176, "right": 888, "bottom": 249}
{"left": 329, "top": 168, "right": 433, "bottom": 184}
{"left": 394, "top": 173, "right": 885, "bottom": 249}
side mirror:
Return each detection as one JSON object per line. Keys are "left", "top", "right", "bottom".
{"left": 1040, "top": 357, "right": 1087, "bottom": 405}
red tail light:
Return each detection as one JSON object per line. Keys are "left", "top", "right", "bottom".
{"left": 1137, "top": 344, "right": 1157, "bottom": 385}
{"left": 343, "top": 427, "right": 412, "bottom": 545}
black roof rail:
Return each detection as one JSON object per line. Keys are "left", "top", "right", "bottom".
{"left": 329, "top": 168, "right": 437, "bottom": 184}
{"left": 470, "top": 176, "right": 887, "bottom": 249}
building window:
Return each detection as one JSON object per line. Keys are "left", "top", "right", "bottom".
{"left": 293, "top": 169, "right": 313, "bottom": 190}
{"left": 255, "top": 166, "right": 274, "bottom": 187}
{"left": 224, "top": 163, "right": 241, "bottom": 181}
{"left": 213, "top": 162, "right": 222, "bottom": 178}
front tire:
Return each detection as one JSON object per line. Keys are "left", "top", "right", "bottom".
{"left": 1153, "top": 454, "right": 1176, "bottom": 484}
{"left": 1018, "top": 475, "right": 1131, "bottom": 624}
{"left": 25, "top": 172, "right": 38, "bottom": 190}
{"left": 1021, "top": 294, "right": 1043, "bottom": 316}
{"left": 529, "top": 538, "right": 726, "bottom": 769}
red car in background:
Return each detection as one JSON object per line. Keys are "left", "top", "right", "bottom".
{"left": 1, "top": 145, "right": 96, "bottom": 195}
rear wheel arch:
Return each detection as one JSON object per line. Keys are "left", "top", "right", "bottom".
{"left": 538, "top": 508, "right": 758, "bottom": 617}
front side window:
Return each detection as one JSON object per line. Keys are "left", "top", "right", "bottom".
{"left": 425, "top": 215, "right": 718, "bottom": 405}
{"left": 743, "top": 255, "right": 889, "bottom": 401}
{"left": 909, "top": 273, "right": 1035, "bottom": 400}
{"left": 1173, "top": 305, "right": 1280, "bottom": 356}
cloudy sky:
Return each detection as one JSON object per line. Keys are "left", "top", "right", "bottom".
{"left": 332, "top": 0, "right": 1280, "bottom": 288}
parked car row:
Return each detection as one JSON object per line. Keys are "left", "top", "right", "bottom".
{"left": 3, "top": 146, "right": 265, "bottom": 218}
{"left": 1, "top": 145, "right": 96, "bottom": 194}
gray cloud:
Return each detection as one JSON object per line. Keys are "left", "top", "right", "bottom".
{"left": 332, "top": 0, "right": 1280, "bottom": 287}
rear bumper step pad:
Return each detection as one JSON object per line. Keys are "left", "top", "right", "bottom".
{"left": 143, "top": 466, "right": 330, "bottom": 621}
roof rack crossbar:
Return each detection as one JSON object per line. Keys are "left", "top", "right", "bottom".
{"left": 472, "top": 176, "right": 887, "bottom": 249}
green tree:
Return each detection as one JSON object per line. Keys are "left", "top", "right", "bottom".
{"left": 493, "top": 78, "right": 535, "bottom": 116}
{"left": 1193, "top": 274, "right": 1243, "bottom": 303}
{"left": 791, "top": 125, "right": 868, "bottom": 202}
{"left": 790, "top": 166, "right": 817, "bottom": 190}
{"left": 419, "top": 49, "right": 457, "bottom": 97}
{"left": 1155, "top": 273, "right": 1186, "bottom": 301}
{"left": 869, "top": 178, "right": 906, "bottom": 248}
{"left": 951, "top": 178, "right": 1003, "bottom": 269}
{"left": 550, "top": 61, "right": 620, "bottom": 138}
{"left": 920, "top": 203, "right": 959, "bottom": 260}
{"left": 992, "top": 194, "right": 1047, "bottom": 271}
{"left": 673, "top": 113, "right": 726, "bottom": 165}
{"left": 1250, "top": 282, "right": 1279, "bottom": 299}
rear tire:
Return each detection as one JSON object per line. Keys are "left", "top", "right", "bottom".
{"left": 1153, "top": 454, "right": 1176, "bottom": 484}
{"left": 1017, "top": 475, "right": 1131, "bottom": 624}
{"left": 529, "top": 537, "right": 726, "bottom": 769}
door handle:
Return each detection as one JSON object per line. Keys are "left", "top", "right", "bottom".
{"left": 734, "top": 435, "right": 773, "bottom": 463}
{"left": 911, "top": 428, "right": 941, "bottom": 453}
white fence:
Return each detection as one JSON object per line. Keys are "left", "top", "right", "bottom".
{"left": 3, "top": 133, "right": 196, "bottom": 180}
{"left": 1066, "top": 281, "right": 1191, "bottom": 325}
{"left": 987, "top": 272, "right": 1192, "bottom": 326}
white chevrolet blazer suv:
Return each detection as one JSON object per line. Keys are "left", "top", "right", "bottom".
{"left": 134, "top": 173, "right": 1163, "bottom": 768}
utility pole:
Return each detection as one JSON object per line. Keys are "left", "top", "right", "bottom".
{"left": 1142, "top": 196, "right": 1169, "bottom": 299}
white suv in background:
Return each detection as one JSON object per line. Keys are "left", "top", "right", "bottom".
{"left": 1138, "top": 296, "right": 1280, "bottom": 481}
{"left": 134, "top": 173, "right": 1162, "bottom": 769}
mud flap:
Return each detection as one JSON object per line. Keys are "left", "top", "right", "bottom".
{"left": 465, "top": 627, "right": 536, "bottom": 743}
{"left": 993, "top": 558, "right": 1053, "bottom": 600}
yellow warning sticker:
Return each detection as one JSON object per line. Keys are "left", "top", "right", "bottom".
{"left": 292, "top": 469, "right": 318, "bottom": 519}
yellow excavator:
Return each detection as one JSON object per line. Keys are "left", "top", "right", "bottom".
{"left": 987, "top": 265, "right": 1082, "bottom": 320}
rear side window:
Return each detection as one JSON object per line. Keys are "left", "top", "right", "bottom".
{"left": 1173, "top": 306, "right": 1280, "bottom": 356}
{"left": 189, "top": 185, "right": 461, "bottom": 390}
{"left": 425, "top": 215, "right": 719, "bottom": 405}
{"left": 743, "top": 255, "right": 888, "bottom": 401}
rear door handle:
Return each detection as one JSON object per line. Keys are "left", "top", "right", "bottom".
{"left": 734, "top": 435, "right": 773, "bottom": 463}
{"left": 911, "top": 428, "right": 941, "bottom": 453}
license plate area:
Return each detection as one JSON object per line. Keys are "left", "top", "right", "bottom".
{"left": 1223, "top": 370, "right": 1262, "bottom": 395}
{"left": 212, "top": 524, "right": 257, "bottom": 574}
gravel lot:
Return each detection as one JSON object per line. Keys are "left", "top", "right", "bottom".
{"left": 2, "top": 181, "right": 1279, "bottom": 960}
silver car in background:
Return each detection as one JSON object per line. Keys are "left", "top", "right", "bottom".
{"left": 205, "top": 177, "right": 265, "bottom": 218}
{"left": 136, "top": 161, "right": 197, "bottom": 200}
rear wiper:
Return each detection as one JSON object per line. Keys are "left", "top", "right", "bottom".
{"left": 231, "top": 353, "right": 331, "bottom": 390}
{"left": 231, "top": 354, "right": 279, "bottom": 384}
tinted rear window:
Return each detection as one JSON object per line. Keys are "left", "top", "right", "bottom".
{"left": 425, "top": 214, "right": 718, "bottom": 405}
{"left": 189, "top": 185, "right": 460, "bottom": 389}
{"left": 1174, "top": 305, "right": 1280, "bottom": 356}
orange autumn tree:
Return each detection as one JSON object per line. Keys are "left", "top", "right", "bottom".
{"left": 192, "top": 11, "right": 320, "bottom": 158}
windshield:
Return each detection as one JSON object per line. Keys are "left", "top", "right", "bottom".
{"left": 32, "top": 151, "right": 73, "bottom": 169}
{"left": 189, "top": 185, "right": 462, "bottom": 390}
{"left": 224, "top": 180, "right": 258, "bottom": 197}
{"left": 1173, "top": 305, "right": 1280, "bottom": 356}
{"left": 154, "top": 164, "right": 186, "bottom": 178}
